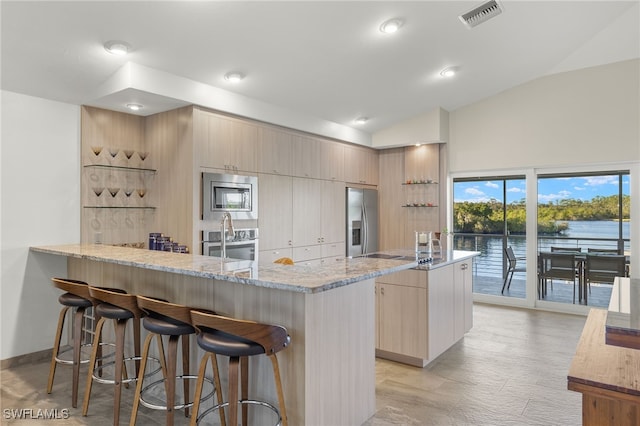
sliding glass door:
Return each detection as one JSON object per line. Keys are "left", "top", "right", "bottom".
{"left": 537, "top": 171, "right": 630, "bottom": 307}
{"left": 453, "top": 176, "right": 526, "bottom": 299}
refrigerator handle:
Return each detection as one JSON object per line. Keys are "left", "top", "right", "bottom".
{"left": 361, "top": 203, "right": 367, "bottom": 254}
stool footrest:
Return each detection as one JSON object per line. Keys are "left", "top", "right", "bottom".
{"left": 55, "top": 342, "right": 115, "bottom": 365}
{"left": 91, "top": 356, "right": 161, "bottom": 385}
{"left": 197, "top": 399, "right": 282, "bottom": 426}
{"left": 139, "top": 375, "right": 215, "bottom": 411}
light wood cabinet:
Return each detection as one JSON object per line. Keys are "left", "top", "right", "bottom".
{"left": 292, "top": 177, "right": 323, "bottom": 246}
{"left": 258, "top": 127, "right": 292, "bottom": 175}
{"left": 454, "top": 259, "right": 473, "bottom": 338}
{"left": 426, "top": 265, "right": 456, "bottom": 361}
{"left": 375, "top": 257, "right": 475, "bottom": 367}
{"left": 258, "top": 247, "right": 293, "bottom": 265}
{"left": 262, "top": 176, "right": 344, "bottom": 263}
{"left": 344, "top": 145, "right": 378, "bottom": 185}
{"left": 292, "top": 135, "right": 322, "bottom": 178}
{"left": 198, "top": 110, "right": 257, "bottom": 172}
{"left": 376, "top": 270, "right": 428, "bottom": 359}
{"left": 258, "top": 173, "right": 293, "bottom": 251}
{"left": 320, "top": 141, "right": 345, "bottom": 181}
{"left": 321, "top": 180, "right": 346, "bottom": 244}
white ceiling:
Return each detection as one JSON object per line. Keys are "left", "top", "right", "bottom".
{"left": 2, "top": 1, "right": 639, "bottom": 145}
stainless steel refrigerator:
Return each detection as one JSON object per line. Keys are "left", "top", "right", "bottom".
{"left": 346, "top": 187, "right": 379, "bottom": 257}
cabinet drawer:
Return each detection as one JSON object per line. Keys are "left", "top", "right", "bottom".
{"left": 259, "top": 248, "right": 293, "bottom": 265}
{"left": 322, "top": 242, "right": 344, "bottom": 259}
{"left": 376, "top": 268, "right": 426, "bottom": 289}
{"left": 292, "top": 245, "right": 322, "bottom": 262}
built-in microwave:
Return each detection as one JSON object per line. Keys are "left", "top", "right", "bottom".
{"left": 202, "top": 172, "right": 258, "bottom": 221}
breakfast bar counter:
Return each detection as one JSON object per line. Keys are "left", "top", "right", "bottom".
{"left": 31, "top": 244, "right": 419, "bottom": 426}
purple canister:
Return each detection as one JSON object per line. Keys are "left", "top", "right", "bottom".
{"left": 148, "top": 233, "right": 162, "bottom": 250}
{"left": 156, "top": 236, "right": 170, "bottom": 251}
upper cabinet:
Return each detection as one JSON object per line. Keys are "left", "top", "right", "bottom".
{"left": 292, "top": 135, "right": 322, "bottom": 178}
{"left": 258, "top": 127, "right": 293, "bottom": 176}
{"left": 320, "top": 141, "right": 345, "bottom": 182}
{"left": 344, "top": 145, "right": 379, "bottom": 185}
{"left": 195, "top": 109, "right": 257, "bottom": 172}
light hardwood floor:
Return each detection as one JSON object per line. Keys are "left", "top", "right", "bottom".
{"left": 0, "top": 303, "right": 586, "bottom": 425}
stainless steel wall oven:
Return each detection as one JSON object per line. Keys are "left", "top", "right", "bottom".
{"left": 201, "top": 228, "right": 259, "bottom": 261}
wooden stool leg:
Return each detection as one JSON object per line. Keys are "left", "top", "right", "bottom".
{"left": 113, "top": 318, "right": 127, "bottom": 425}
{"left": 129, "top": 332, "right": 155, "bottom": 426}
{"left": 47, "top": 306, "right": 69, "bottom": 395}
{"left": 71, "top": 306, "right": 87, "bottom": 408}
{"left": 240, "top": 356, "right": 249, "bottom": 426}
{"left": 269, "top": 354, "right": 288, "bottom": 426}
{"left": 181, "top": 334, "right": 190, "bottom": 418}
{"left": 210, "top": 353, "right": 226, "bottom": 426}
{"left": 83, "top": 317, "right": 107, "bottom": 416}
{"left": 190, "top": 353, "right": 209, "bottom": 426}
{"left": 228, "top": 356, "right": 239, "bottom": 426}
{"left": 166, "top": 335, "right": 179, "bottom": 426}
{"left": 156, "top": 333, "right": 169, "bottom": 380}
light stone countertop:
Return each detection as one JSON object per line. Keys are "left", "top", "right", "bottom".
{"left": 31, "top": 244, "right": 426, "bottom": 294}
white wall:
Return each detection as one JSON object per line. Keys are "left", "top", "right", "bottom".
{"left": 448, "top": 59, "right": 639, "bottom": 172}
{"left": 1, "top": 91, "right": 80, "bottom": 360}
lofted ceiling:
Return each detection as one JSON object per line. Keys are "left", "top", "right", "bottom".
{"left": 1, "top": 1, "right": 639, "bottom": 145}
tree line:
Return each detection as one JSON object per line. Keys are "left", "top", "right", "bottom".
{"left": 453, "top": 195, "right": 630, "bottom": 235}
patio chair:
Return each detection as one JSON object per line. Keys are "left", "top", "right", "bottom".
{"left": 501, "top": 247, "right": 525, "bottom": 294}
{"left": 539, "top": 252, "right": 579, "bottom": 303}
{"left": 584, "top": 254, "right": 626, "bottom": 303}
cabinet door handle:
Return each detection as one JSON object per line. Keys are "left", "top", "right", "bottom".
{"left": 461, "top": 263, "right": 468, "bottom": 270}
{"left": 380, "top": 287, "right": 385, "bottom": 295}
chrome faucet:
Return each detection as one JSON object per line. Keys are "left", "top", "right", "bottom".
{"left": 220, "top": 212, "right": 235, "bottom": 259}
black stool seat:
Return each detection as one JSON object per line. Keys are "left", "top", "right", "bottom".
{"left": 59, "top": 293, "right": 93, "bottom": 308}
{"left": 143, "top": 315, "right": 195, "bottom": 336}
{"left": 197, "top": 329, "right": 286, "bottom": 357}
{"left": 95, "top": 303, "right": 134, "bottom": 320}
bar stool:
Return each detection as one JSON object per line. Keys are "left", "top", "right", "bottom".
{"left": 47, "top": 278, "right": 96, "bottom": 408}
{"left": 189, "top": 310, "right": 290, "bottom": 426}
{"left": 82, "top": 286, "right": 145, "bottom": 425}
{"left": 130, "top": 296, "right": 219, "bottom": 426}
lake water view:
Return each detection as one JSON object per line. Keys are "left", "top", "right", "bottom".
{"left": 455, "top": 220, "right": 630, "bottom": 279}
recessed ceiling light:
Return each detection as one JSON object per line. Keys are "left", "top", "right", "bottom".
{"left": 104, "top": 40, "right": 131, "bottom": 56}
{"left": 126, "top": 103, "right": 143, "bottom": 111}
{"left": 224, "top": 72, "right": 245, "bottom": 83}
{"left": 440, "top": 66, "right": 460, "bottom": 78}
{"left": 354, "top": 117, "right": 369, "bottom": 125}
{"left": 380, "top": 18, "right": 403, "bottom": 34}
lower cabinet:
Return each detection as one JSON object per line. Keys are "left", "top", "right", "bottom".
{"left": 375, "top": 258, "right": 474, "bottom": 367}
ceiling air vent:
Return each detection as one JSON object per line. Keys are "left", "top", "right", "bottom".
{"left": 459, "top": 0, "right": 503, "bottom": 29}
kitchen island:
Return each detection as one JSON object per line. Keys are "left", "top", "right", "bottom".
{"left": 31, "top": 244, "right": 424, "bottom": 426}
{"left": 373, "top": 250, "right": 479, "bottom": 367}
